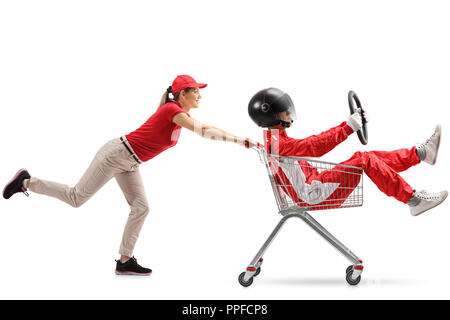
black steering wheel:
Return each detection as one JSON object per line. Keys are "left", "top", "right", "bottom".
{"left": 348, "top": 90, "right": 368, "bottom": 145}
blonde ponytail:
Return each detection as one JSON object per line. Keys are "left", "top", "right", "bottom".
{"left": 157, "top": 91, "right": 168, "bottom": 110}
{"left": 157, "top": 86, "right": 194, "bottom": 110}
{"left": 157, "top": 86, "right": 174, "bottom": 110}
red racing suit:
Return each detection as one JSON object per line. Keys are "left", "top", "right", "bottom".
{"left": 264, "top": 122, "right": 419, "bottom": 207}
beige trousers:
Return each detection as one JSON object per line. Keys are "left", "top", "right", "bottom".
{"left": 29, "top": 137, "right": 149, "bottom": 257}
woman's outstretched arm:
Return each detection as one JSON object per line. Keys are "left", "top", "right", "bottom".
{"left": 172, "top": 113, "right": 259, "bottom": 148}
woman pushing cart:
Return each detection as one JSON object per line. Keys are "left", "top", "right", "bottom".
{"left": 3, "top": 75, "right": 258, "bottom": 276}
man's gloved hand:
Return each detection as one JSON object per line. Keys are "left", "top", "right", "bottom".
{"left": 347, "top": 110, "right": 363, "bottom": 132}
{"left": 360, "top": 108, "right": 369, "bottom": 123}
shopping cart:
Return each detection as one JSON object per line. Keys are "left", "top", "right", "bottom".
{"left": 238, "top": 148, "right": 365, "bottom": 287}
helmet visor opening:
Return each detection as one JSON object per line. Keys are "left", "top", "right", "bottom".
{"left": 287, "top": 103, "right": 297, "bottom": 121}
{"left": 275, "top": 94, "right": 297, "bottom": 123}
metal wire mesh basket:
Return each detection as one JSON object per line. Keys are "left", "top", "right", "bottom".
{"left": 259, "top": 150, "right": 363, "bottom": 212}
{"left": 238, "top": 148, "right": 366, "bottom": 288}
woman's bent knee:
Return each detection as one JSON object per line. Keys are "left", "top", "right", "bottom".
{"left": 141, "top": 204, "right": 150, "bottom": 216}
{"left": 128, "top": 198, "right": 150, "bottom": 215}
{"left": 69, "top": 188, "right": 89, "bottom": 208}
{"left": 70, "top": 197, "right": 86, "bottom": 208}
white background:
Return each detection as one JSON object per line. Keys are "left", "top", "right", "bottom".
{"left": 0, "top": 0, "right": 449, "bottom": 300}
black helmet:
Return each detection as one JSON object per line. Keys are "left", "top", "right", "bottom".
{"left": 248, "top": 87, "right": 296, "bottom": 128}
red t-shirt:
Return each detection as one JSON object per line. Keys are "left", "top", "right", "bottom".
{"left": 126, "top": 102, "right": 188, "bottom": 162}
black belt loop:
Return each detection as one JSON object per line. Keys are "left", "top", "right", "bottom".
{"left": 120, "top": 136, "right": 142, "bottom": 164}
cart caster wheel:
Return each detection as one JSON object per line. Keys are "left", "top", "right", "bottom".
{"left": 238, "top": 272, "right": 254, "bottom": 287}
{"left": 254, "top": 267, "right": 261, "bottom": 277}
{"left": 346, "top": 270, "right": 361, "bottom": 286}
{"left": 346, "top": 265, "right": 353, "bottom": 274}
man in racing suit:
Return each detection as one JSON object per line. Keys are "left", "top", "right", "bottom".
{"left": 248, "top": 87, "right": 447, "bottom": 216}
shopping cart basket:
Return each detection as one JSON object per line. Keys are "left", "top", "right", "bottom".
{"left": 238, "top": 148, "right": 365, "bottom": 286}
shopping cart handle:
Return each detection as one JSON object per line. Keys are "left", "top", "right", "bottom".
{"left": 250, "top": 143, "right": 265, "bottom": 162}
{"left": 250, "top": 142, "right": 263, "bottom": 150}
{"left": 244, "top": 138, "right": 263, "bottom": 149}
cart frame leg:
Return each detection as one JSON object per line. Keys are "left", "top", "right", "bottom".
{"left": 242, "top": 214, "right": 294, "bottom": 282}
{"left": 299, "top": 211, "right": 362, "bottom": 266}
{"left": 242, "top": 211, "right": 363, "bottom": 283}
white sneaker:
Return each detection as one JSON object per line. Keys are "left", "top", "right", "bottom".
{"left": 416, "top": 124, "right": 441, "bottom": 165}
{"left": 409, "top": 190, "right": 448, "bottom": 216}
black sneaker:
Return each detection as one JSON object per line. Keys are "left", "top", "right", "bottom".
{"left": 115, "top": 256, "right": 152, "bottom": 276}
{"left": 3, "top": 169, "right": 31, "bottom": 199}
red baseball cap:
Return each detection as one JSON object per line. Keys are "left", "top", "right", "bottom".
{"left": 171, "top": 75, "right": 207, "bottom": 93}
